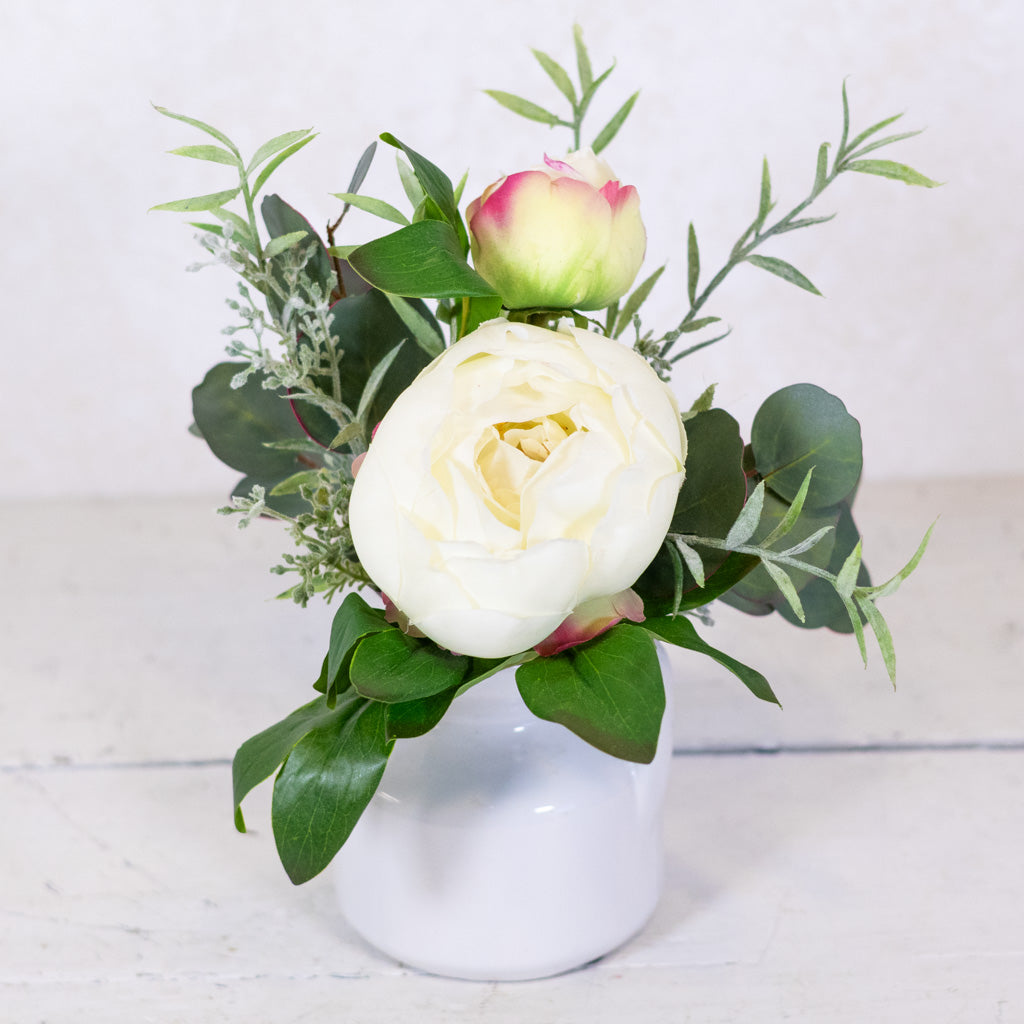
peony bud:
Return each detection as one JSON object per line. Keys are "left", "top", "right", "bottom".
{"left": 467, "top": 149, "right": 646, "bottom": 311}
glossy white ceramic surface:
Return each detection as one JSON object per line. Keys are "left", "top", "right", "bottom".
{"left": 333, "top": 657, "right": 674, "bottom": 980}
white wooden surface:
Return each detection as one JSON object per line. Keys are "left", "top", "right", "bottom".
{"left": 2, "top": 477, "right": 1022, "bottom": 1022}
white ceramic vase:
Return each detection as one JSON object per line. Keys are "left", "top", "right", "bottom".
{"left": 333, "top": 653, "right": 674, "bottom": 981}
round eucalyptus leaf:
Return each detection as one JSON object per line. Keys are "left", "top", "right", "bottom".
{"left": 751, "top": 383, "right": 862, "bottom": 509}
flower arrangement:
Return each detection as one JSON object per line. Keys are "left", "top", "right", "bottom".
{"left": 156, "top": 26, "right": 936, "bottom": 886}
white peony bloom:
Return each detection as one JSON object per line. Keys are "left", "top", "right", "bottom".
{"left": 349, "top": 319, "right": 686, "bottom": 658}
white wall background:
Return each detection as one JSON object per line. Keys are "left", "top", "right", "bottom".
{"left": 1, "top": 0, "right": 1020, "bottom": 499}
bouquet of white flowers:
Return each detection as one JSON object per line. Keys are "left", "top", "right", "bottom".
{"left": 156, "top": 25, "right": 935, "bottom": 886}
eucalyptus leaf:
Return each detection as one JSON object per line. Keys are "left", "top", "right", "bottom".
{"left": 516, "top": 626, "right": 664, "bottom": 763}
{"left": 271, "top": 693, "right": 391, "bottom": 883}
{"left": 750, "top": 383, "right": 863, "bottom": 508}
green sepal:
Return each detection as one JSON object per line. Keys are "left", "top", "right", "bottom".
{"left": 515, "top": 625, "right": 664, "bottom": 764}
{"left": 643, "top": 615, "right": 780, "bottom": 706}
{"left": 271, "top": 691, "right": 392, "bottom": 884}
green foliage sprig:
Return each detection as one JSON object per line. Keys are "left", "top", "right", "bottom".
{"left": 485, "top": 25, "right": 638, "bottom": 153}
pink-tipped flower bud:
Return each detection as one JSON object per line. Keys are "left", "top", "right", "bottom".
{"left": 467, "top": 149, "right": 646, "bottom": 311}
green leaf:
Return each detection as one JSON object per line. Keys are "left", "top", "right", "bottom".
{"left": 686, "top": 222, "right": 700, "bottom": 306}
{"left": 261, "top": 194, "right": 335, "bottom": 296}
{"left": 643, "top": 615, "right": 780, "bottom": 705}
{"left": 592, "top": 90, "right": 639, "bottom": 154}
{"left": 263, "top": 229, "right": 312, "bottom": 259}
{"left": 396, "top": 155, "right": 425, "bottom": 208}
{"left": 573, "top": 24, "right": 594, "bottom": 93}
{"left": 775, "top": 213, "right": 837, "bottom": 234}
{"left": 636, "top": 408, "right": 746, "bottom": 613}
{"left": 269, "top": 469, "right": 320, "bottom": 496}
{"left": 686, "top": 383, "right": 717, "bottom": 415}
{"left": 378, "top": 133, "right": 461, "bottom": 229}
{"left": 232, "top": 696, "right": 337, "bottom": 831}
{"left": 812, "top": 141, "right": 830, "bottom": 196}
{"left": 673, "top": 538, "right": 706, "bottom": 588}
{"left": 344, "top": 142, "right": 377, "bottom": 199}
{"left": 247, "top": 129, "right": 313, "bottom": 175}
{"left": 838, "top": 80, "right": 851, "bottom": 156}
{"left": 845, "top": 112, "right": 904, "bottom": 155}
{"left": 331, "top": 192, "right": 409, "bottom": 226}
{"left": 482, "top": 90, "right": 562, "bottom": 127}
{"left": 347, "top": 220, "right": 499, "bottom": 298}
{"left": 760, "top": 468, "right": 814, "bottom": 547}
{"left": 153, "top": 104, "right": 240, "bottom": 156}
{"left": 516, "top": 626, "right": 664, "bottom": 763}
{"left": 745, "top": 254, "right": 822, "bottom": 295}
{"left": 350, "top": 629, "right": 469, "bottom": 703}
{"left": 725, "top": 481, "right": 766, "bottom": 549}
{"left": 836, "top": 539, "right": 864, "bottom": 597}
{"left": 150, "top": 187, "right": 241, "bottom": 213}
{"left": 679, "top": 315, "right": 721, "bottom": 334}
{"left": 756, "top": 157, "right": 773, "bottom": 230}
{"left": 760, "top": 560, "right": 805, "bottom": 622}
{"left": 459, "top": 293, "right": 504, "bottom": 339}
{"left": 191, "top": 362, "right": 318, "bottom": 502}
{"left": 846, "top": 129, "right": 923, "bottom": 160}
{"left": 614, "top": 265, "right": 664, "bottom": 337}
{"left": 843, "top": 159, "right": 940, "bottom": 188}
{"left": 326, "top": 592, "right": 392, "bottom": 692}
{"left": 251, "top": 134, "right": 317, "bottom": 197}
{"left": 858, "top": 520, "right": 935, "bottom": 601}
{"left": 385, "top": 686, "right": 460, "bottom": 740}
{"left": 532, "top": 48, "right": 577, "bottom": 105}
{"left": 775, "top": 500, "right": 869, "bottom": 633}
{"left": 355, "top": 341, "right": 405, "bottom": 432}
{"left": 750, "top": 383, "right": 863, "bottom": 508}
{"left": 167, "top": 143, "right": 239, "bottom": 166}
{"left": 271, "top": 692, "right": 391, "bottom": 883}
{"left": 577, "top": 64, "right": 616, "bottom": 123}
{"left": 856, "top": 594, "right": 896, "bottom": 681}
{"left": 383, "top": 292, "right": 445, "bottom": 358}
